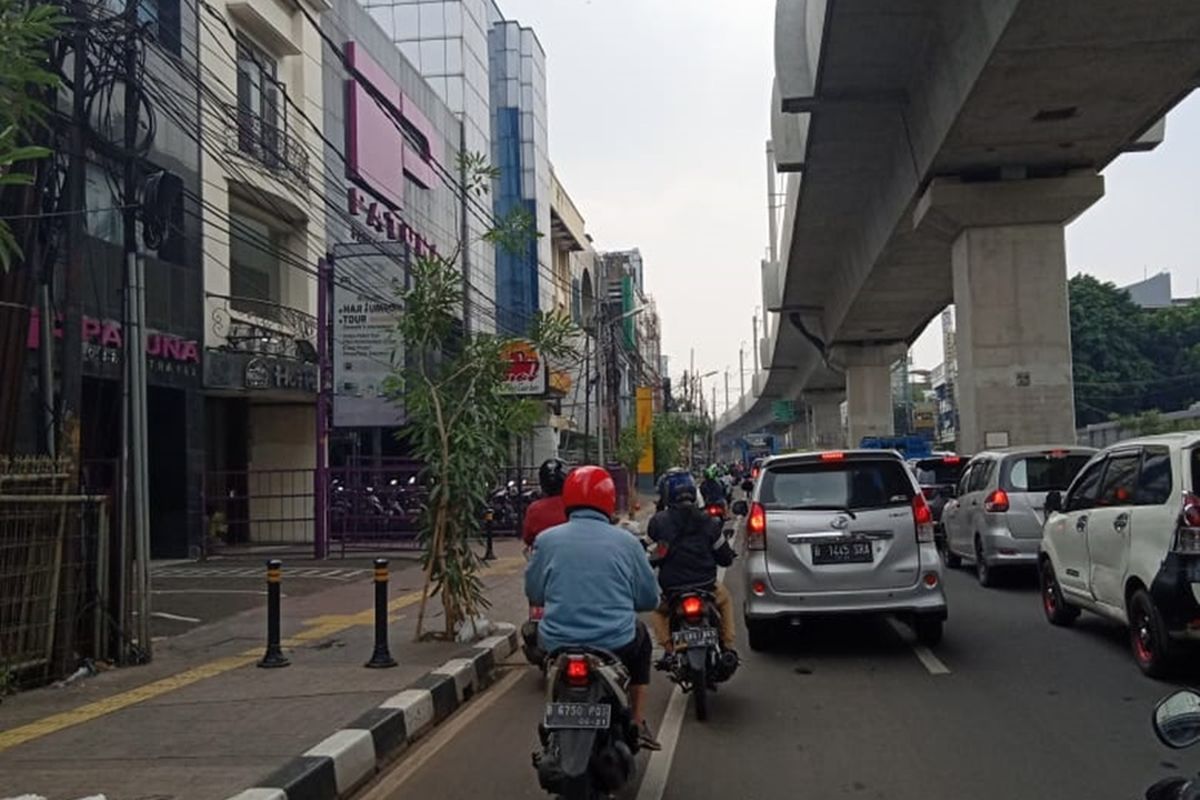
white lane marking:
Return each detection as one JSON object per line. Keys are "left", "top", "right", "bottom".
{"left": 887, "top": 618, "right": 951, "bottom": 675}
{"left": 356, "top": 668, "right": 526, "bottom": 799}
{"left": 635, "top": 687, "right": 688, "bottom": 800}
{"left": 151, "top": 589, "right": 272, "bottom": 596}
{"left": 151, "top": 611, "right": 202, "bottom": 623}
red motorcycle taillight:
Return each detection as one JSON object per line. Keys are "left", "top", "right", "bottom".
{"left": 681, "top": 596, "right": 704, "bottom": 619}
{"left": 565, "top": 657, "right": 590, "bottom": 687}
{"left": 707, "top": 504, "right": 722, "bottom": 517}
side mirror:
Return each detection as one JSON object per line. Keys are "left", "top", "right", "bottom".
{"left": 741, "top": 479, "right": 754, "bottom": 493}
{"left": 1044, "top": 491, "right": 1063, "bottom": 514}
{"left": 731, "top": 500, "right": 748, "bottom": 517}
{"left": 1154, "top": 690, "right": 1200, "bottom": 749}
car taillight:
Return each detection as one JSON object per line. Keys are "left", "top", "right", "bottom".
{"left": 707, "top": 504, "right": 722, "bottom": 517}
{"left": 820, "top": 451, "right": 845, "bottom": 461}
{"left": 1176, "top": 493, "right": 1200, "bottom": 553}
{"left": 942, "top": 456, "right": 960, "bottom": 465}
{"left": 912, "top": 495, "right": 934, "bottom": 543}
{"left": 751, "top": 468, "right": 760, "bottom": 479}
{"left": 746, "top": 502, "right": 766, "bottom": 550}
{"left": 985, "top": 489, "right": 1010, "bottom": 513}
{"left": 681, "top": 595, "right": 704, "bottom": 619}
{"left": 565, "top": 657, "right": 590, "bottom": 687}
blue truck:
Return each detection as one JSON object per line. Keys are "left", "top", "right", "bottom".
{"left": 858, "top": 435, "right": 932, "bottom": 460}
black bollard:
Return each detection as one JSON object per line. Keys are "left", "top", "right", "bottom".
{"left": 365, "top": 558, "right": 397, "bottom": 668}
{"left": 483, "top": 510, "right": 497, "bottom": 561}
{"left": 258, "top": 559, "right": 290, "bottom": 668}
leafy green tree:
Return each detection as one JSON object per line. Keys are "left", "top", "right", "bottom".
{"left": 0, "top": 1, "right": 62, "bottom": 270}
{"left": 651, "top": 413, "right": 688, "bottom": 476}
{"left": 390, "top": 154, "right": 576, "bottom": 641}
{"left": 613, "top": 425, "right": 647, "bottom": 510}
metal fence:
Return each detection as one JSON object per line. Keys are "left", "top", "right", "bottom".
{"left": 0, "top": 457, "right": 115, "bottom": 690}
{"left": 204, "top": 468, "right": 314, "bottom": 551}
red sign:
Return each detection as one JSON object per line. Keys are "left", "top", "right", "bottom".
{"left": 26, "top": 308, "right": 200, "bottom": 364}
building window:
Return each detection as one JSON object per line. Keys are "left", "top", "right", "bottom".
{"left": 235, "top": 36, "right": 284, "bottom": 168}
{"left": 229, "top": 213, "right": 285, "bottom": 322}
{"left": 140, "top": 0, "right": 182, "bottom": 55}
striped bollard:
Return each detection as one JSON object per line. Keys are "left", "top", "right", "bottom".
{"left": 258, "top": 559, "right": 290, "bottom": 668}
{"left": 365, "top": 558, "right": 397, "bottom": 668}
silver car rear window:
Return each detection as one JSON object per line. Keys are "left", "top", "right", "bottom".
{"left": 1004, "top": 454, "right": 1091, "bottom": 492}
{"left": 760, "top": 461, "right": 914, "bottom": 511}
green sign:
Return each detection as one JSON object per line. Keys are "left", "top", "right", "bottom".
{"left": 772, "top": 400, "right": 796, "bottom": 423}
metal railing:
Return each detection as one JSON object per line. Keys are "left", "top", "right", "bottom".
{"left": 223, "top": 102, "right": 310, "bottom": 185}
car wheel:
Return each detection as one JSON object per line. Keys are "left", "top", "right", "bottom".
{"left": 1039, "top": 559, "right": 1079, "bottom": 626}
{"left": 913, "top": 616, "right": 943, "bottom": 646}
{"left": 1129, "top": 588, "right": 1173, "bottom": 678}
{"left": 746, "top": 618, "right": 773, "bottom": 652}
{"left": 943, "top": 543, "right": 962, "bottom": 569}
{"left": 974, "top": 538, "right": 995, "bottom": 588}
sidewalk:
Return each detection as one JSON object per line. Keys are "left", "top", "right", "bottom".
{"left": 0, "top": 539, "right": 531, "bottom": 800}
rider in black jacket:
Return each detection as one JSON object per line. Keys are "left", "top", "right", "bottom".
{"left": 647, "top": 471, "right": 737, "bottom": 656}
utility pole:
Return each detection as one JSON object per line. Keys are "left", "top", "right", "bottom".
{"left": 458, "top": 119, "right": 471, "bottom": 334}
{"left": 751, "top": 315, "right": 760, "bottom": 375}
{"left": 739, "top": 344, "right": 746, "bottom": 400}
{"left": 314, "top": 255, "right": 332, "bottom": 558}
{"left": 60, "top": 1, "right": 89, "bottom": 479}
{"left": 766, "top": 140, "right": 779, "bottom": 265}
{"left": 596, "top": 309, "right": 606, "bottom": 465}
{"left": 582, "top": 329, "right": 592, "bottom": 464}
{"left": 724, "top": 369, "right": 730, "bottom": 415}
{"left": 120, "top": 0, "right": 152, "bottom": 659}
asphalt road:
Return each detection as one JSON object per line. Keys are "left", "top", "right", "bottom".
{"left": 358, "top": 562, "right": 1196, "bottom": 800}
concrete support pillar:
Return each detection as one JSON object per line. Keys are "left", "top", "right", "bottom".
{"left": 834, "top": 345, "right": 905, "bottom": 447}
{"left": 806, "top": 391, "right": 846, "bottom": 450}
{"left": 915, "top": 172, "right": 1105, "bottom": 454}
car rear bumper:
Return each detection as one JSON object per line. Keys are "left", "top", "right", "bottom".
{"left": 979, "top": 530, "right": 1041, "bottom": 567}
{"left": 742, "top": 551, "right": 948, "bottom": 621}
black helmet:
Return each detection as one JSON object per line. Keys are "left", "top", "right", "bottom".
{"left": 538, "top": 458, "right": 568, "bottom": 496}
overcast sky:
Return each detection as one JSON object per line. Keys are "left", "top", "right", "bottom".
{"left": 500, "top": 0, "right": 1200, "bottom": 411}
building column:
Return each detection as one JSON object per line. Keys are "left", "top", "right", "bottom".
{"left": 832, "top": 345, "right": 905, "bottom": 447}
{"left": 915, "top": 172, "right": 1105, "bottom": 453}
{"left": 806, "top": 390, "right": 846, "bottom": 450}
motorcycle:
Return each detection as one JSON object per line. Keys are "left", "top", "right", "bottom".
{"left": 1149, "top": 688, "right": 1200, "bottom": 799}
{"left": 533, "top": 648, "right": 641, "bottom": 799}
{"left": 656, "top": 589, "right": 738, "bottom": 722}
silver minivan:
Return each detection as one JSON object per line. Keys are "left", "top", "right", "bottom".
{"left": 942, "top": 446, "right": 1095, "bottom": 586}
{"left": 739, "top": 450, "right": 947, "bottom": 651}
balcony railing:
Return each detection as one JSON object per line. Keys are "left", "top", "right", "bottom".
{"left": 210, "top": 293, "right": 317, "bottom": 362}
{"left": 223, "top": 103, "right": 310, "bottom": 186}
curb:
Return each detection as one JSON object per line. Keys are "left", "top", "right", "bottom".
{"left": 224, "top": 624, "right": 520, "bottom": 800}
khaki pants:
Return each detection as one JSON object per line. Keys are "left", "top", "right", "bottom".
{"left": 649, "top": 582, "right": 736, "bottom": 650}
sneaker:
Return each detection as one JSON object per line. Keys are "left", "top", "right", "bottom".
{"left": 638, "top": 721, "right": 662, "bottom": 751}
{"left": 654, "top": 654, "right": 674, "bottom": 672}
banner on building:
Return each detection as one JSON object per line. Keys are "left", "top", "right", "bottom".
{"left": 499, "top": 340, "right": 547, "bottom": 396}
{"left": 636, "top": 386, "right": 654, "bottom": 475}
{"left": 771, "top": 399, "right": 796, "bottom": 423}
{"left": 332, "top": 243, "right": 406, "bottom": 427}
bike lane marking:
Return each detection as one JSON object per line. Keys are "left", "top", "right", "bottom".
{"left": 635, "top": 687, "right": 688, "bottom": 800}
{"left": 886, "top": 618, "right": 951, "bottom": 675}
{"left": 0, "top": 557, "right": 525, "bottom": 754}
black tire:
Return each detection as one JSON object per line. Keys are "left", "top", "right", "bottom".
{"left": 746, "top": 618, "right": 773, "bottom": 652}
{"left": 1129, "top": 588, "right": 1173, "bottom": 678}
{"left": 693, "top": 660, "right": 709, "bottom": 722}
{"left": 975, "top": 538, "right": 995, "bottom": 588}
{"left": 557, "top": 774, "right": 595, "bottom": 800}
{"left": 1039, "top": 558, "right": 1079, "bottom": 627}
{"left": 913, "top": 616, "right": 943, "bottom": 647}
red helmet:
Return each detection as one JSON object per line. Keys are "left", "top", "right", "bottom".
{"left": 563, "top": 465, "right": 617, "bottom": 518}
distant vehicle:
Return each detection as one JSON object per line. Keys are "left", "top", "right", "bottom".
{"left": 740, "top": 449, "right": 947, "bottom": 651}
{"left": 860, "top": 435, "right": 933, "bottom": 460}
{"left": 908, "top": 454, "right": 970, "bottom": 554}
{"left": 1040, "top": 433, "right": 1200, "bottom": 677}
{"left": 738, "top": 433, "right": 778, "bottom": 467}
{"left": 942, "top": 446, "right": 1096, "bottom": 586}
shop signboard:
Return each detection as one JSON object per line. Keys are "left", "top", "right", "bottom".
{"left": 499, "top": 340, "right": 546, "bottom": 396}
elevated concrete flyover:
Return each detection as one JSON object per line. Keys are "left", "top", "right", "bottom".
{"left": 718, "top": 0, "right": 1200, "bottom": 452}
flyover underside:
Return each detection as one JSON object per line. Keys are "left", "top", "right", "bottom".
{"left": 719, "top": 0, "right": 1200, "bottom": 441}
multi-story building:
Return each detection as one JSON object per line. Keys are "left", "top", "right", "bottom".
{"left": 597, "top": 249, "right": 661, "bottom": 441}
{"left": 198, "top": 0, "right": 330, "bottom": 543}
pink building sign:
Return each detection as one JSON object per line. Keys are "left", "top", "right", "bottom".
{"left": 344, "top": 41, "right": 440, "bottom": 210}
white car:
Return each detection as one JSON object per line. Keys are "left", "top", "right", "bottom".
{"left": 1039, "top": 433, "right": 1200, "bottom": 676}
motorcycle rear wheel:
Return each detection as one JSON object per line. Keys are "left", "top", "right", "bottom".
{"left": 557, "top": 773, "right": 596, "bottom": 800}
{"left": 693, "top": 660, "right": 709, "bottom": 722}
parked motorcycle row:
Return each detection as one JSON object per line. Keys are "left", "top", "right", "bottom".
{"left": 327, "top": 472, "right": 537, "bottom": 538}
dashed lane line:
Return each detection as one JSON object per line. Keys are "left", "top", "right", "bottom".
{"left": 887, "top": 618, "right": 951, "bottom": 675}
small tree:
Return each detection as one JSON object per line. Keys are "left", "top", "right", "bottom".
{"left": 391, "top": 155, "right": 577, "bottom": 641}
{"left": 613, "top": 424, "right": 647, "bottom": 512}
{"left": 652, "top": 413, "right": 688, "bottom": 476}
{"left": 0, "top": 1, "right": 62, "bottom": 270}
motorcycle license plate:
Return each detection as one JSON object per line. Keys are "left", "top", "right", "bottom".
{"left": 544, "top": 702, "right": 611, "bottom": 730}
{"left": 811, "top": 540, "right": 873, "bottom": 565}
{"left": 672, "top": 627, "right": 718, "bottom": 649}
